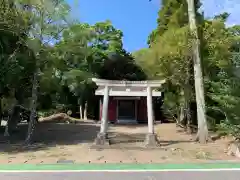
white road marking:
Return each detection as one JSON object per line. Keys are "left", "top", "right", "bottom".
{"left": 0, "top": 168, "right": 240, "bottom": 173}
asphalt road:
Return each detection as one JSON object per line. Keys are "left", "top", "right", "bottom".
{"left": 1, "top": 170, "right": 240, "bottom": 180}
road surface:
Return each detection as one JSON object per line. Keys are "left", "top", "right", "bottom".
{"left": 1, "top": 170, "right": 240, "bottom": 180}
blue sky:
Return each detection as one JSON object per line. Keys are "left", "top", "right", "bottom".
{"left": 67, "top": 0, "right": 240, "bottom": 52}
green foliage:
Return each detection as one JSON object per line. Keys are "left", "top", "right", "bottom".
{"left": 148, "top": 0, "right": 202, "bottom": 46}
{"left": 142, "top": 0, "right": 240, "bottom": 137}
{"left": 0, "top": 0, "right": 146, "bottom": 122}
{"left": 0, "top": 0, "right": 35, "bottom": 100}
{"left": 137, "top": 0, "right": 196, "bottom": 118}
{"left": 199, "top": 18, "right": 240, "bottom": 135}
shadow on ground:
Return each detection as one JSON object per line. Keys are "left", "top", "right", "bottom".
{"left": 0, "top": 122, "right": 194, "bottom": 153}
{"left": 0, "top": 121, "right": 99, "bottom": 153}
{"left": 108, "top": 132, "right": 192, "bottom": 145}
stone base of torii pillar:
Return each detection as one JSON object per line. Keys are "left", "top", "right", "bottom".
{"left": 94, "top": 132, "right": 110, "bottom": 146}
{"left": 144, "top": 133, "right": 160, "bottom": 147}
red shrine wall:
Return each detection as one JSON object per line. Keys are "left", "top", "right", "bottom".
{"left": 137, "top": 97, "right": 147, "bottom": 123}
{"left": 99, "top": 97, "right": 148, "bottom": 123}
{"left": 99, "top": 97, "right": 117, "bottom": 123}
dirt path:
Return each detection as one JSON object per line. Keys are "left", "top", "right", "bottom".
{"left": 0, "top": 122, "right": 237, "bottom": 164}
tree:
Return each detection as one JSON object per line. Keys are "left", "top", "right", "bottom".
{"left": 187, "top": 0, "right": 208, "bottom": 143}
{"left": 21, "top": 0, "right": 71, "bottom": 144}
{"left": 202, "top": 18, "right": 240, "bottom": 137}
{"left": 145, "top": 0, "right": 204, "bottom": 131}
{"left": 146, "top": 0, "right": 208, "bottom": 141}
{"left": 146, "top": 0, "right": 240, "bottom": 142}
{"left": 138, "top": 26, "right": 194, "bottom": 128}
{"left": 54, "top": 20, "right": 128, "bottom": 119}
{"left": 99, "top": 51, "right": 147, "bottom": 81}
{"left": 148, "top": 0, "right": 202, "bottom": 46}
{"left": 0, "top": 0, "right": 35, "bottom": 136}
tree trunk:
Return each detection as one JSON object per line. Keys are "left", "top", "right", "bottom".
{"left": 184, "top": 96, "right": 192, "bottom": 134}
{"left": 183, "top": 68, "right": 192, "bottom": 134}
{"left": 0, "top": 97, "right": 2, "bottom": 120}
{"left": 79, "top": 105, "right": 83, "bottom": 119}
{"left": 4, "top": 115, "right": 10, "bottom": 137}
{"left": 179, "top": 106, "right": 184, "bottom": 123}
{"left": 4, "top": 103, "right": 18, "bottom": 137}
{"left": 178, "top": 96, "right": 186, "bottom": 127}
{"left": 78, "top": 98, "right": 83, "bottom": 119}
{"left": 0, "top": 97, "right": 3, "bottom": 129}
{"left": 178, "top": 85, "right": 191, "bottom": 133}
{"left": 25, "top": 70, "right": 39, "bottom": 145}
{"left": 83, "top": 101, "right": 87, "bottom": 120}
{"left": 187, "top": 0, "right": 208, "bottom": 143}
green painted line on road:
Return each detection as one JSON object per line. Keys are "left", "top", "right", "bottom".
{"left": 0, "top": 162, "right": 240, "bottom": 171}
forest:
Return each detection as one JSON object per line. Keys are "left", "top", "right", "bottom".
{"left": 0, "top": 0, "right": 240, "bottom": 145}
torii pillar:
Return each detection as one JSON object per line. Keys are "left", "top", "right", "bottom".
{"left": 145, "top": 86, "right": 159, "bottom": 147}
{"left": 94, "top": 85, "right": 110, "bottom": 145}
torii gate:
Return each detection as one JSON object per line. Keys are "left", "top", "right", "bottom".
{"left": 92, "top": 78, "right": 165, "bottom": 147}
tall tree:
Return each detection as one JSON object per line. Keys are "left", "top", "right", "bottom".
{"left": 54, "top": 20, "right": 127, "bottom": 119}
{"left": 146, "top": 0, "right": 204, "bottom": 131}
{"left": 186, "top": 0, "right": 208, "bottom": 143}
{"left": 21, "top": 0, "right": 71, "bottom": 144}
{"left": 0, "top": 0, "right": 35, "bottom": 136}
{"left": 148, "top": 0, "right": 202, "bottom": 46}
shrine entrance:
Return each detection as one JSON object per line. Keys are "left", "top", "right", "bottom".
{"left": 117, "top": 99, "right": 136, "bottom": 124}
{"left": 92, "top": 78, "right": 165, "bottom": 147}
